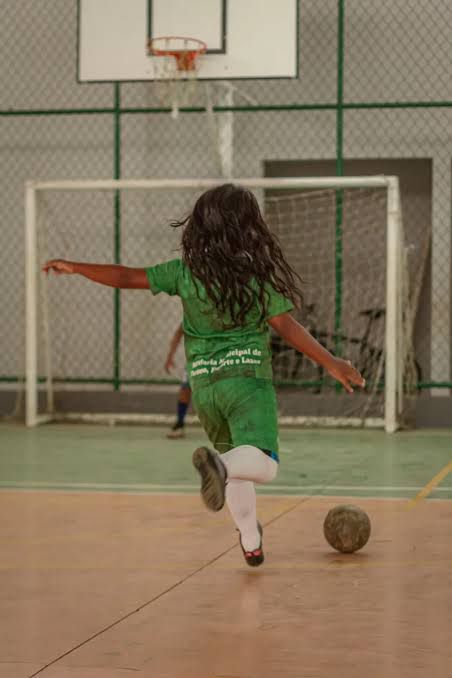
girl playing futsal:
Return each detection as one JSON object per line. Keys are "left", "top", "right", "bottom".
{"left": 43, "top": 183, "right": 364, "bottom": 567}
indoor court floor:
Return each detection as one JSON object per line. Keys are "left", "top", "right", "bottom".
{"left": 1, "top": 424, "right": 451, "bottom": 677}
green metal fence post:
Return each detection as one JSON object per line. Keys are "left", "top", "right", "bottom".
{"left": 335, "top": 0, "right": 345, "bottom": 364}
{"left": 113, "top": 83, "right": 121, "bottom": 391}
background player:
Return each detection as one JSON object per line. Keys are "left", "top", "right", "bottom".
{"left": 164, "top": 323, "right": 192, "bottom": 439}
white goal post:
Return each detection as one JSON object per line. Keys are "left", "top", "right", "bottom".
{"left": 24, "top": 176, "right": 410, "bottom": 432}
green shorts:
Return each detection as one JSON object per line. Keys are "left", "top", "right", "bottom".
{"left": 191, "top": 377, "right": 279, "bottom": 456}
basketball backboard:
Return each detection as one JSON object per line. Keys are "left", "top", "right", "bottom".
{"left": 78, "top": 0, "right": 298, "bottom": 82}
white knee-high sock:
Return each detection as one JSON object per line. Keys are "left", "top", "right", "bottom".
{"left": 222, "top": 446, "right": 278, "bottom": 551}
{"left": 220, "top": 445, "right": 278, "bottom": 483}
{"left": 226, "top": 479, "right": 261, "bottom": 551}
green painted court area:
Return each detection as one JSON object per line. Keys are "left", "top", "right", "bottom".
{"left": 1, "top": 424, "right": 451, "bottom": 499}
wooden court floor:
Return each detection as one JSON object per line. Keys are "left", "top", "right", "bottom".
{"left": 1, "top": 425, "right": 451, "bottom": 677}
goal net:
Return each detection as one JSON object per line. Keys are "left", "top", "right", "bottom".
{"left": 23, "top": 177, "right": 417, "bottom": 432}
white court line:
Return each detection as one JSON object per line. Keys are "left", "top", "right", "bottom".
{"left": 0, "top": 481, "right": 451, "bottom": 493}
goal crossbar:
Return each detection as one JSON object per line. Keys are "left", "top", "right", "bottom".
{"left": 26, "top": 176, "right": 393, "bottom": 192}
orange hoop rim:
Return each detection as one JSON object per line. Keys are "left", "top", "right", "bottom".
{"left": 147, "top": 36, "right": 207, "bottom": 71}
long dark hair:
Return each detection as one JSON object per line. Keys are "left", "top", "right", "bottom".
{"left": 172, "top": 183, "right": 303, "bottom": 326}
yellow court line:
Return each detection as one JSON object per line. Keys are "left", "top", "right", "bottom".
{"left": 406, "top": 460, "right": 452, "bottom": 509}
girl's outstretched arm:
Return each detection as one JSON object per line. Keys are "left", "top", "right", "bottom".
{"left": 268, "top": 312, "right": 365, "bottom": 393}
{"left": 42, "top": 259, "right": 149, "bottom": 289}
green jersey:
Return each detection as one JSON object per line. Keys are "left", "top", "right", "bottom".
{"left": 146, "top": 259, "right": 293, "bottom": 384}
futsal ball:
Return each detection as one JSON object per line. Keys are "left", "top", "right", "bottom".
{"left": 323, "top": 504, "right": 371, "bottom": 553}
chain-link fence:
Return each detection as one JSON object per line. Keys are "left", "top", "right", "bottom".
{"left": 1, "top": 0, "right": 451, "bottom": 404}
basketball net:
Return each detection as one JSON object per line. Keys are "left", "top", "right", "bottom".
{"left": 148, "top": 37, "right": 206, "bottom": 119}
{"left": 147, "top": 38, "right": 258, "bottom": 178}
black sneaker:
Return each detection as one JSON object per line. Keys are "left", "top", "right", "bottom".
{"left": 192, "top": 446, "right": 227, "bottom": 512}
{"left": 239, "top": 522, "right": 264, "bottom": 567}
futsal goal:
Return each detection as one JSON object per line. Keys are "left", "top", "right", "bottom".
{"left": 24, "top": 176, "right": 417, "bottom": 432}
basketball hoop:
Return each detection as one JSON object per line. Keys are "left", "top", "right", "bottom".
{"left": 148, "top": 36, "right": 207, "bottom": 72}
{"left": 147, "top": 37, "right": 207, "bottom": 118}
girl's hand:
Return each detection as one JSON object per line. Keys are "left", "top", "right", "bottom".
{"left": 42, "top": 259, "right": 76, "bottom": 275}
{"left": 327, "top": 357, "right": 365, "bottom": 393}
